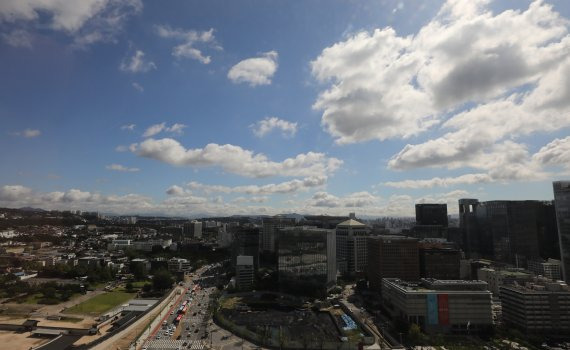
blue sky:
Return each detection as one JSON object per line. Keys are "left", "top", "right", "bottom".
{"left": 1, "top": 0, "right": 569, "bottom": 217}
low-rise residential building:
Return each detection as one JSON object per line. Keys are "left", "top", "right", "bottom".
{"left": 107, "top": 239, "right": 132, "bottom": 251}
{"left": 167, "top": 258, "right": 192, "bottom": 274}
{"left": 382, "top": 278, "right": 493, "bottom": 334}
{"left": 527, "top": 259, "right": 563, "bottom": 281}
{"left": 133, "top": 238, "right": 172, "bottom": 252}
{"left": 500, "top": 278, "right": 570, "bottom": 333}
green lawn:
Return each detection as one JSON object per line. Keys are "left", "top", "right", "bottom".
{"left": 63, "top": 291, "right": 136, "bottom": 316}
{"left": 131, "top": 281, "right": 149, "bottom": 289}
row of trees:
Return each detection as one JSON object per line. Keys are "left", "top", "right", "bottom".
{"left": 0, "top": 274, "right": 84, "bottom": 304}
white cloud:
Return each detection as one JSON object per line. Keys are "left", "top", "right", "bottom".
{"left": 155, "top": 25, "right": 219, "bottom": 64}
{"left": 384, "top": 173, "right": 493, "bottom": 189}
{"left": 311, "top": 0, "right": 570, "bottom": 145}
{"left": 231, "top": 196, "right": 268, "bottom": 204}
{"left": 533, "top": 136, "right": 570, "bottom": 170}
{"left": 1, "top": 29, "right": 32, "bottom": 48}
{"left": 131, "top": 138, "right": 342, "bottom": 178}
{"left": 166, "top": 185, "right": 187, "bottom": 196}
{"left": 308, "top": 191, "right": 379, "bottom": 208}
{"left": 250, "top": 117, "right": 297, "bottom": 138}
{"left": 187, "top": 175, "right": 326, "bottom": 195}
{"left": 131, "top": 82, "right": 143, "bottom": 92}
{"left": 0, "top": 185, "right": 33, "bottom": 201}
{"left": 115, "top": 145, "right": 128, "bottom": 152}
{"left": 120, "top": 124, "right": 136, "bottom": 131}
{"left": 228, "top": 51, "right": 278, "bottom": 86}
{"left": 105, "top": 163, "right": 140, "bottom": 172}
{"left": 142, "top": 123, "right": 187, "bottom": 138}
{"left": 0, "top": 183, "right": 472, "bottom": 218}
{"left": 120, "top": 50, "right": 156, "bottom": 73}
{"left": 166, "top": 123, "right": 187, "bottom": 135}
{"left": 12, "top": 129, "right": 41, "bottom": 138}
{"left": 142, "top": 123, "right": 166, "bottom": 138}
{"left": 0, "top": 0, "right": 142, "bottom": 46}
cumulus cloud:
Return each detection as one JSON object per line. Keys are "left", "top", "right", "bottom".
{"left": 142, "top": 123, "right": 187, "bottom": 138}
{"left": 308, "top": 191, "right": 378, "bottom": 208}
{"left": 131, "top": 138, "right": 342, "bottom": 178}
{"left": 105, "top": 163, "right": 140, "bottom": 172}
{"left": 250, "top": 117, "right": 297, "bottom": 138}
{"left": 187, "top": 175, "right": 326, "bottom": 195}
{"left": 0, "top": 185, "right": 33, "bottom": 201}
{"left": 166, "top": 185, "right": 189, "bottom": 196}
{"left": 120, "top": 50, "right": 156, "bottom": 73}
{"left": 155, "top": 25, "right": 220, "bottom": 64}
{"left": 384, "top": 173, "right": 493, "bottom": 189}
{"left": 0, "top": 0, "right": 142, "bottom": 47}
{"left": 228, "top": 51, "right": 278, "bottom": 86}
{"left": 311, "top": 0, "right": 570, "bottom": 147}
{"left": 0, "top": 183, "right": 472, "bottom": 217}
{"left": 533, "top": 137, "right": 570, "bottom": 170}
{"left": 231, "top": 196, "right": 268, "bottom": 204}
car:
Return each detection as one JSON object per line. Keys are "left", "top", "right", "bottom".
{"left": 171, "top": 311, "right": 175, "bottom": 315}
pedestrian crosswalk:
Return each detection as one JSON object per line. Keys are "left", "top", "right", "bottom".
{"left": 146, "top": 339, "right": 205, "bottom": 350}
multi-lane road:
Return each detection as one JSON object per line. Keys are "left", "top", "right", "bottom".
{"left": 141, "top": 264, "right": 220, "bottom": 350}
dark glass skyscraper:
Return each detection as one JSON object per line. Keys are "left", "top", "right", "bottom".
{"left": 415, "top": 203, "right": 448, "bottom": 226}
{"left": 554, "top": 181, "right": 570, "bottom": 282}
{"left": 276, "top": 226, "right": 336, "bottom": 296}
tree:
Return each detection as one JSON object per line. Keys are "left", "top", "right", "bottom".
{"left": 142, "top": 283, "right": 152, "bottom": 293}
{"left": 43, "top": 287, "right": 57, "bottom": 299}
{"left": 408, "top": 323, "right": 422, "bottom": 344}
{"left": 152, "top": 270, "right": 174, "bottom": 291}
{"left": 130, "top": 262, "right": 147, "bottom": 280}
{"left": 125, "top": 282, "right": 134, "bottom": 293}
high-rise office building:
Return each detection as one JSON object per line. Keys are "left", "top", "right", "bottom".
{"left": 416, "top": 204, "right": 448, "bottom": 226}
{"left": 276, "top": 226, "right": 336, "bottom": 295}
{"left": 367, "top": 235, "right": 419, "bottom": 292}
{"left": 261, "top": 216, "right": 296, "bottom": 252}
{"left": 232, "top": 227, "right": 260, "bottom": 271}
{"left": 235, "top": 255, "right": 255, "bottom": 291}
{"left": 183, "top": 220, "right": 202, "bottom": 239}
{"left": 459, "top": 198, "right": 558, "bottom": 266}
{"left": 554, "top": 181, "right": 570, "bottom": 282}
{"left": 459, "top": 199, "right": 481, "bottom": 258}
{"left": 335, "top": 219, "right": 369, "bottom": 275}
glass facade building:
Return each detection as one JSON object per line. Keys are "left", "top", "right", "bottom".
{"left": 554, "top": 181, "right": 570, "bottom": 282}
{"left": 276, "top": 226, "right": 336, "bottom": 295}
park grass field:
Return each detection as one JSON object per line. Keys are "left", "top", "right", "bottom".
{"left": 63, "top": 291, "right": 136, "bottom": 316}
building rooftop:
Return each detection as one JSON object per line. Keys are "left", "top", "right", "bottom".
{"left": 236, "top": 255, "right": 254, "bottom": 265}
{"left": 337, "top": 219, "right": 366, "bottom": 227}
{"left": 384, "top": 278, "right": 489, "bottom": 293}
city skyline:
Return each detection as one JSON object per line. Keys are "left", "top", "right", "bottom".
{"left": 1, "top": 0, "right": 570, "bottom": 217}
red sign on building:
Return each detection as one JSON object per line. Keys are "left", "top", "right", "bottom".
{"left": 437, "top": 294, "right": 449, "bottom": 325}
